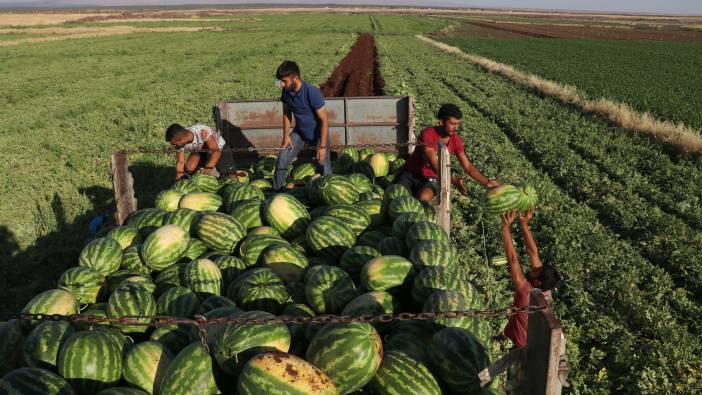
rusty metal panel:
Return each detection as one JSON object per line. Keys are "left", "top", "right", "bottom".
{"left": 345, "top": 96, "right": 410, "bottom": 125}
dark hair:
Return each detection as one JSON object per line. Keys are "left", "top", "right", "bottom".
{"left": 165, "top": 123, "right": 188, "bottom": 142}
{"left": 276, "top": 60, "right": 300, "bottom": 79}
{"left": 538, "top": 264, "right": 563, "bottom": 291}
{"left": 437, "top": 103, "right": 463, "bottom": 121}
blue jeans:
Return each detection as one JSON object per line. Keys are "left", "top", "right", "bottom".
{"left": 273, "top": 131, "right": 332, "bottom": 190}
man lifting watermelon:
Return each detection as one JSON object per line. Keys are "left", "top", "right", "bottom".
{"left": 165, "top": 123, "right": 237, "bottom": 180}
{"left": 396, "top": 103, "right": 498, "bottom": 202}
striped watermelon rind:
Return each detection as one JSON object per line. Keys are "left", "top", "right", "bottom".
{"left": 155, "top": 189, "right": 184, "bottom": 212}
{"left": 0, "top": 367, "right": 74, "bottom": 395}
{"left": 106, "top": 226, "right": 142, "bottom": 250}
{"left": 22, "top": 321, "right": 75, "bottom": 371}
{"left": 120, "top": 245, "right": 151, "bottom": 274}
{"left": 57, "top": 267, "right": 106, "bottom": 305}
{"left": 57, "top": 331, "right": 123, "bottom": 394}
{"left": 79, "top": 237, "right": 123, "bottom": 276}
{"left": 190, "top": 173, "right": 220, "bottom": 193}
{"left": 183, "top": 258, "right": 222, "bottom": 297}
{"left": 339, "top": 245, "right": 381, "bottom": 281}
{"left": 230, "top": 199, "right": 264, "bottom": 230}
{"left": 405, "top": 221, "right": 449, "bottom": 248}
{"left": 306, "top": 216, "right": 356, "bottom": 258}
{"left": 160, "top": 342, "right": 221, "bottom": 395}
{"left": 325, "top": 204, "right": 371, "bottom": 236}
{"left": 107, "top": 283, "right": 156, "bottom": 334}
{"left": 517, "top": 184, "right": 538, "bottom": 213}
{"left": 409, "top": 240, "right": 455, "bottom": 270}
{"left": 179, "top": 192, "right": 223, "bottom": 212}
{"left": 22, "top": 289, "right": 78, "bottom": 322}
{"left": 427, "top": 327, "right": 491, "bottom": 393}
{"left": 260, "top": 243, "right": 309, "bottom": 283}
{"left": 156, "top": 286, "right": 201, "bottom": 318}
{"left": 195, "top": 212, "right": 246, "bottom": 254}
{"left": 122, "top": 341, "right": 174, "bottom": 395}
{"left": 263, "top": 194, "right": 311, "bottom": 240}
{"left": 361, "top": 255, "right": 414, "bottom": 292}
{"left": 304, "top": 265, "right": 357, "bottom": 314}
{"left": 341, "top": 291, "right": 396, "bottom": 316}
{"left": 484, "top": 184, "right": 522, "bottom": 216}
{"left": 233, "top": 268, "right": 290, "bottom": 314}
{"left": 141, "top": 225, "right": 190, "bottom": 271}
{"left": 318, "top": 175, "right": 360, "bottom": 206}
{"left": 238, "top": 352, "right": 338, "bottom": 395}
{"left": 368, "top": 153, "right": 390, "bottom": 178}
{"left": 369, "top": 350, "right": 442, "bottom": 395}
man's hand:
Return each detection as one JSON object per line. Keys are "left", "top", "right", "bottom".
{"left": 199, "top": 167, "right": 213, "bottom": 176}
{"left": 281, "top": 135, "right": 292, "bottom": 148}
{"left": 451, "top": 176, "right": 469, "bottom": 196}
{"left": 485, "top": 178, "right": 500, "bottom": 189}
{"left": 519, "top": 208, "right": 535, "bottom": 224}
{"left": 502, "top": 209, "right": 517, "bottom": 227}
{"left": 316, "top": 146, "right": 327, "bottom": 163}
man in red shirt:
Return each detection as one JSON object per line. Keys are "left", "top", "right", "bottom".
{"left": 501, "top": 208, "right": 562, "bottom": 348}
{"left": 397, "top": 103, "right": 498, "bottom": 201}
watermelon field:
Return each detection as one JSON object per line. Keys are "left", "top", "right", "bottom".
{"left": 1, "top": 9, "right": 702, "bottom": 395}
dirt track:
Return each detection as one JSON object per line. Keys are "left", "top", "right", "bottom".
{"left": 319, "top": 33, "right": 385, "bottom": 97}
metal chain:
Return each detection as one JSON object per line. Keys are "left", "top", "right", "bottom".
{"left": 121, "top": 141, "right": 431, "bottom": 155}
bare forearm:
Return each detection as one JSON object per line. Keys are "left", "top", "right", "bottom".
{"left": 502, "top": 225, "right": 527, "bottom": 289}
{"left": 204, "top": 151, "right": 221, "bottom": 170}
{"left": 319, "top": 118, "right": 328, "bottom": 147}
{"left": 520, "top": 221, "right": 543, "bottom": 269}
{"left": 283, "top": 115, "right": 291, "bottom": 137}
{"left": 465, "top": 162, "right": 490, "bottom": 187}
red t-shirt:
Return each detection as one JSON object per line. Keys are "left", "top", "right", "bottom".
{"left": 404, "top": 127, "right": 465, "bottom": 178}
{"left": 504, "top": 282, "right": 531, "bottom": 348}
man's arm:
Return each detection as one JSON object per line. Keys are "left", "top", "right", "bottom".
{"left": 281, "top": 103, "right": 293, "bottom": 147}
{"left": 519, "top": 208, "right": 543, "bottom": 270}
{"left": 457, "top": 152, "right": 497, "bottom": 188}
{"left": 201, "top": 135, "right": 221, "bottom": 174}
{"left": 315, "top": 106, "right": 329, "bottom": 162}
{"left": 502, "top": 209, "right": 529, "bottom": 291}
{"left": 175, "top": 150, "right": 186, "bottom": 180}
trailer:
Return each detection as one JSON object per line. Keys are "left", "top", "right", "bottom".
{"left": 110, "top": 95, "right": 567, "bottom": 394}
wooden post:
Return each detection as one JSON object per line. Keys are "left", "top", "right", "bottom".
{"left": 110, "top": 150, "right": 137, "bottom": 225}
{"left": 436, "top": 142, "right": 451, "bottom": 237}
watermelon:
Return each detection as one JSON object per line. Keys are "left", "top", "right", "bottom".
{"left": 126, "top": 209, "right": 167, "bottom": 234}
{"left": 156, "top": 286, "right": 201, "bottom": 318}
{"left": 106, "top": 270, "right": 150, "bottom": 294}
{"left": 358, "top": 148, "right": 374, "bottom": 161}
{"left": 248, "top": 226, "right": 280, "bottom": 237}
{"left": 410, "top": 240, "right": 455, "bottom": 270}
{"left": 423, "top": 289, "right": 484, "bottom": 331}
{"left": 352, "top": 161, "right": 375, "bottom": 181}
{"left": 182, "top": 238, "right": 209, "bottom": 261}
{"left": 384, "top": 184, "right": 411, "bottom": 202}
{"left": 249, "top": 179, "right": 272, "bottom": 190}
{"left": 172, "top": 179, "right": 199, "bottom": 195}
{"left": 318, "top": 175, "right": 360, "bottom": 205}
{"left": 306, "top": 216, "right": 356, "bottom": 258}
{"left": 369, "top": 350, "right": 441, "bottom": 395}
{"left": 178, "top": 192, "right": 222, "bottom": 212}
{"left": 412, "top": 267, "right": 459, "bottom": 304}
{"left": 141, "top": 225, "right": 190, "bottom": 271}
{"left": 304, "top": 265, "right": 357, "bottom": 314}
{"left": 121, "top": 275, "right": 156, "bottom": 294}
{"left": 253, "top": 155, "right": 278, "bottom": 178}
{"left": 239, "top": 234, "right": 288, "bottom": 266}
{"left": 155, "top": 189, "right": 184, "bottom": 212}
{"left": 233, "top": 268, "right": 289, "bottom": 314}
{"left": 149, "top": 325, "right": 192, "bottom": 355}
{"left": 120, "top": 245, "right": 151, "bottom": 274}
{"left": 384, "top": 332, "right": 430, "bottom": 364}
{"left": 96, "top": 388, "right": 148, "bottom": 395}
{"left": 57, "top": 331, "right": 123, "bottom": 394}
{"left": 22, "top": 321, "right": 75, "bottom": 371}
{"left": 336, "top": 147, "right": 359, "bottom": 174}
{"left": 224, "top": 184, "right": 265, "bottom": 212}
{"left": 388, "top": 196, "right": 423, "bottom": 221}
{"left": 195, "top": 212, "right": 246, "bottom": 254}
{"left": 213, "top": 255, "right": 249, "bottom": 288}
{"left": 391, "top": 213, "right": 428, "bottom": 240}
{"left": 378, "top": 236, "right": 407, "bottom": 256}
{"left": 230, "top": 199, "right": 263, "bottom": 230}
{"left": 213, "top": 310, "right": 291, "bottom": 376}
{"left": 290, "top": 162, "right": 317, "bottom": 181}
{"left": 517, "top": 184, "right": 538, "bottom": 213}
{"left": 405, "top": 221, "right": 449, "bottom": 248}
{"left": 260, "top": 243, "right": 308, "bottom": 283}
{"left": 0, "top": 367, "right": 73, "bottom": 395}
{"left": 189, "top": 173, "right": 220, "bottom": 193}
{"left": 122, "top": 341, "right": 173, "bottom": 395}
{"left": 356, "top": 230, "right": 386, "bottom": 250}
{"left": 162, "top": 208, "right": 198, "bottom": 233}
{"left": 107, "top": 283, "right": 156, "bottom": 334}
{"left": 238, "top": 352, "right": 338, "bottom": 395}
{"left": 341, "top": 291, "right": 396, "bottom": 316}
{"left": 389, "top": 158, "right": 405, "bottom": 174}
{"left": 78, "top": 237, "right": 122, "bottom": 275}
{"left": 57, "top": 267, "right": 105, "bottom": 305}
{"left": 368, "top": 153, "right": 390, "bottom": 178}
{"left": 490, "top": 255, "right": 508, "bottom": 266}
{"left": 348, "top": 173, "right": 373, "bottom": 193}
{"left": 339, "top": 245, "right": 381, "bottom": 281}
{"left": 361, "top": 256, "right": 414, "bottom": 292}
{"left": 160, "top": 343, "right": 221, "bottom": 395}
{"left": 200, "top": 295, "right": 236, "bottom": 312}
{"left": 199, "top": 306, "right": 244, "bottom": 348}
{"left": 22, "top": 289, "right": 78, "bottom": 322}
{"left": 427, "top": 328, "right": 491, "bottom": 393}
{"left": 183, "top": 258, "right": 222, "bottom": 297}
{"left": 263, "top": 194, "right": 311, "bottom": 239}
{"left": 325, "top": 204, "right": 371, "bottom": 236}
{"left": 306, "top": 322, "right": 382, "bottom": 394}
{"left": 484, "top": 184, "right": 522, "bottom": 216}
{"left": 356, "top": 199, "right": 384, "bottom": 229}
{"left": 280, "top": 304, "right": 315, "bottom": 355}
{"left": 107, "top": 226, "right": 142, "bottom": 250}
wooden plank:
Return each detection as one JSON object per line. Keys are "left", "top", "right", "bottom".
{"left": 436, "top": 142, "right": 451, "bottom": 236}
{"left": 407, "top": 96, "right": 417, "bottom": 155}
{"left": 110, "top": 150, "right": 137, "bottom": 225}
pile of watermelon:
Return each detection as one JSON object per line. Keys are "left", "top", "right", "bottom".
{"left": 1, "top": 149, "right": 502, "bottom": 395}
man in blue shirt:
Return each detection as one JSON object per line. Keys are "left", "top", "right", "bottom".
{"left": 273, "top": 60, "right": 331, "bottom": 191}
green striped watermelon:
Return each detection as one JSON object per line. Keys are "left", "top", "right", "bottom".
{"left": 391, "top": 212, "right": 427, "bottom": 240}
{"left": 200, "top": 295, "right": 236, "bottom": 312}
{"left": 405, "top": 221, "right": 449, "bottom": 248}
{"left": 341, "top": 291, "right": 396, "bottom": 316}
{"left": 238, "top": 352, "right": 338, "bottom": 395}
{"left": 22, "top": 321, "right": 74, "bottom": 371}
{"left": 107, "top": 283, "right": 156, "bottom": 334}
{"left": 388, "top": 196, "right": 423, "bottom": 221}
{"left": 290, "top": 162, "right": 317, "bottom": 181}
{"left": 260, "top": 243, "right": 308, "bottom": 283}
{"left": 156, "top": 286, "right": 201, "bottom": 318}
{"left": 384, "top": 184, "right": 411, "bottom": 202}
{"left": 160, "top": 342, "right": 221, "bottom": 395}
{"left": 352, "top": 161, "right": 375, "bottom": 182}
{"left": 356, "top": 199, "right": 385, "bottom": 229}
{"left": 239, "top": 234, "right": 288, "bottom": 266}
{"left": 369, "top": 350, "right": 441, "bottom": 395}
{"left": 318, "top": 175, "right": 360, "bottom": 206}
{"left": 141, "top": 225, "right": 190, "bottom": 271}
{"left": 356, "top": 230, "right": 386, "bottom": 250}
{"left": 0, "top": 367, "right": 74, "bottom": 395}
{"left": 336, "top": 147, "right": 359, "bottom": 174}
{"left": 368, "top": 153, "right": 390, "bottom": 178}
{"left": 280, "top": 303, "right": 315, "bottom": 356}
{"left": 153, "top": 263, "right": 186, "bottom": 296}
{"left": 79, "top": 237, "right": 123, "bottom": 275}
{"left": 384, "top": 332, "right": 429, "bottom": 364}
{"left": 200, "top": 306, "right": 244, "bottom": 348}
{"left": 484, "top": 184, "right": 522, "bottom": 216}
{"left": 309, "top": 206, "right": 329, "bottom": 220}
{"left": 409, "top": 240, "right": 455, "bottom": 270}
{"left": 126, "top": 209, "right": 167, "bottom": 234}
{"left": 183, "top": 258, "right": 222, "bottom": 297}
{"left": 490, "top": 255, "right": 508, "bottom": 266}
{"left": 213, "top": 310, "right": 291, "bottom": 376}
{"left": 22, "top": 289, "right": 78, "bottom": 322}
{"left": 306, "top": 216, "right": 356, "bottom": 258}
{"left": 106, "top": 270, "right": 151, "bottom": 294}
{"left": 230, "top": 199, "right": 263, "bottom": 230}
{"left": 384, "top": 152, "right": 398, "bottom": 162}
{"left": 361, "top": 256, "right": 414, "bottom": 292}
{"left": 248, "top": 226, "right": 280, "bottom": 237}
{"left": 411, "top": 267, "right": 459, "bottom": 304}
{"left": 96, "top": 387, "right": 148, "bottom": 394}
{"left": 306, "top": 322, "right": 382, "bottom": 394}
{"left": 57, "top": 331, "right": 123, "bottom": 394}
{"left": 189, "top": 173, "right": 220, "bottom": 193}
{"left": 389, "top": 158, "right": 405, "bottom": 174}
{"left": 325, "top": 204, "right": 371, "bottom": 236}
{"left": 233, "top": 268, "right": 289, "bottom": 314}
{"left": 213, "top": 255, "right": 249, "bottom": 289}
{"left": 122, "top": 341, "right": 173, "bottom": 395}
{"left": 149, "top": 325, "right": 192, "bottom": 356}
{"left": 339, "top": 245, "right": 381, "bottom": 281}
{"left": 304, "top": 265, "right": 357, "bottom": 314}
{"left": 423, "top": 289, "right": 483, "bottom": 331}
{"left": 182, "top": 238, "right": 209, "bottom": 261}
{"left": 263, "top": 194, "right": 311, "bottom": 239}
{"left": 107, "top": 226, "right": 142, "bottom": 250}
{"left": 155, "top": 189, "right": 184, "bottom": 212}
{"left": 178, "top": 192, "right": 222, "bottom": 212}
{"left": 253, "top": 155, "right": 278, "bottom": 178}
{"left": 517, "top": 184, "right": 538, "bottom": 213}
{"left": 348, "top": 173, "right": 373, "bottom": 193}
{"left": 162, "top": 208, "right": 198, "bottom": 233}
{"left": 378, "top": 236, "right": 407, "bottom": 256}
{"left": 57, "top": 267, "right": 105, "bottom": 305}
{"left": 172, "top": 179, "right": 199, "bottom": 195}
{"left": 195, "top": 212, "right": 246, "bottom": 254}
{"left": 120, "top": 245, "right": 151, "bottom": 274}
{"left": 249, "top": 179, "right": 272, "bottom": 190}
{"left": 427, "top": 327, "right": 491, "bottom": 393}
{"left": 358, "top": 148, "right": 374, "bottom": 161}
{"left": 224, "top": 184, "right": 265, "bottom": 212}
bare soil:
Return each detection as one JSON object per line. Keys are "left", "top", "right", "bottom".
{"left": 319, "top": 33, "right": 385, "bottom": 97}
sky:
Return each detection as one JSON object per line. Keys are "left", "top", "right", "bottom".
{"left": 0, "top": 0, "right": 700, "bottom": 15}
